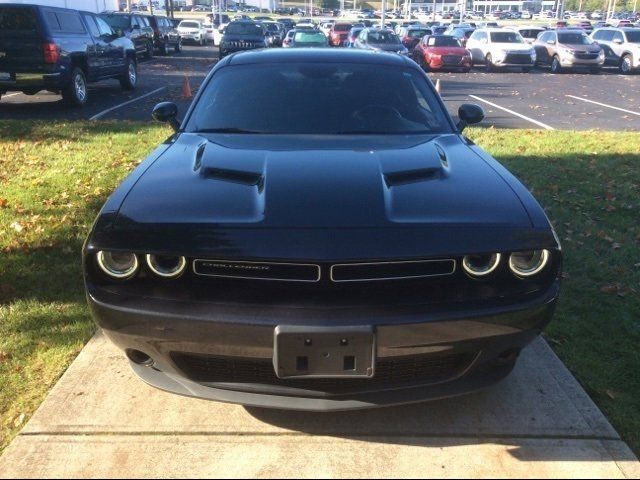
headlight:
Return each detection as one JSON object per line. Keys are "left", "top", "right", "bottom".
{"left": 462, "top": 253, "right": 502, "bottom": 277}
{"left": 146, "top": 254, "right": 187, "bottom": 278}
{"left": 96, "top": 251, "right": 139, "bottom": 279}
{"left": 509, "top": 250, "right": 550, "bottom": 277}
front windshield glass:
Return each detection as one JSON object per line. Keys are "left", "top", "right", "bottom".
{"left": 558, "top": 32, "right": 592, "bottom": 44}
{"left": 428, "top": 35, "right": 461, "bottom": 47}
{"left": 408, "top": 29, "right": 429, "bottom": 38}
{"left": 179, "top": 21, "right": 200, "bottom": 29}
{"left": 490, "top": 31, "right": 524, "bottom": 43}
{"left": 102, "top": 15, "right": 131, "bottom": 29}
{"left": 367, "top": 30, "right": 401, "bottom": 45}
{"left": 187, "top": 63, "right": 451, "bottom": 135}
{"left": 224, "top": 22, "right": 263, "bottom": 35}
{"left": 294, "top": 31, "right": 327, "bottom": 44}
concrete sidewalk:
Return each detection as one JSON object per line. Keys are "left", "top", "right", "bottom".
{"left": 0, "top": 333, "right": 638, "bottom": 478}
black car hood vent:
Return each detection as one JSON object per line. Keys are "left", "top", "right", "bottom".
{"left": 384, "top": 167, "right": 442, "bottom": 187}
{"left": 197, "top": 142, "right": 265, "bottom": 187}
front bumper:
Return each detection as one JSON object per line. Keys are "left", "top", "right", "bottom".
{"left": 88, "top": 281, "right": 559, "bottom": 411}
{"left": 560, "top": 54, "right": 604, "bottom": 67}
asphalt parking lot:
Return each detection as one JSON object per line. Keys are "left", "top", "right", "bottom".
{"left": 1, "top": 45, "right": 639, "bottom": 130}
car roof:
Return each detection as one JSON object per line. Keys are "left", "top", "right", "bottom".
{"left": 224, "top": 48, "right": 411, "bottom": 67}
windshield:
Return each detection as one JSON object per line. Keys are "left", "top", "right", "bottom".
{"left": 179, "top": 21, "right": 200, "bottom": 29}
{"left": 263, "top": 23, "right": 278, "bottom": 32}
{"left": 334, "top": 23, "right": 353, "bottom": 32}
{"left": 558, "top": 32, "right": 592, "bottom": 44}
{"left": 490, "top": 31, "right": 524, "bottom": 43}
{"left": 367, "top": 30, "right": 401, "bottom": 45}
{"left": 187, "top": 63, "right": 451, "bottom": 135}
{"left": 294, "top": 31, "right": 327, "bottom": 44}
{"left": 428, "top": 36, "right": 461, "bottom": 47}
{"left": 225, "top": 22, "right": 263, "bottom": 35}
{"left": 626, "top": 31, "right": 640, "bottom": 43}
{"left": 407, "top": 29, "right": 430, "bottom": 38}
{"left": 102, "top": 14, "right": 131, "bottom": 29}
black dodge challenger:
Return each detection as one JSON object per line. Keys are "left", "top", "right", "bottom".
{"left": 84, "top": 49, "right": 561, "bottom": 411}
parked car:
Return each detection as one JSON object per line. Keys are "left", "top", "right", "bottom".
{"left": 449, "top": 27, "right": 475, "bottom": 47}
{"left": 0, "top": 3, "right": 137, "bottom": 106}
{"left": 290, "top": 30, "right": 328, "bottom": 47}
{"left": 261, "top": 21, "right": 285, "bottom": 46}
{"left": 346, "top": 26, "right": 364, "bottom": 47}
{"left": 534, "top": 29, "right": 604, "bottom": 73}
{"left": 282, "top": 29, "right": 295, "bottom": 47}
{"left": 218, "top": 20, "right": 268, "bottom": 59}
{"left": 177, "top": 20, "right": 206, "bottom": 46}
{"left": 100, "top": 12, "right": 154, "bottom": 58}
{"left": 329, "top": 23, "right": 353, "bottom": 46}
{"left": 277, "top": 18, "right": 296, "bottom": 31}
{"left": 591, "top": 27, "right": 640, "bottom": 73}
{"left": 353, "top": 28, "right": 408, "bottom": 55}
{"left": 397, "top": 25, "right": 433, "bottom": 50}
{"left": 466, "top": 28, "right": 536, "bottom": 72}
{"left": 84, "top": 48, "right": 561, "bottom": 411}
{"left": 141, "top": 14, "right": 182, "bottom": 54}
{"left": 412, "top": 34, "right": 472, "bottom": 72}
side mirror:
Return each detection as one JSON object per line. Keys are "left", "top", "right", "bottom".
{"left": 152, "top": 102, "right": 180, "bottom": 132}
{"left": 456, "top": 104, "right": 484, "bottom": 131}
{"left": 613, "top": 38, "right": 623, "bottom": 44}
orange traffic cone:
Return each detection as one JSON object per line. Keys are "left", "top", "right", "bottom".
{"left": 435, "top": 79, "right": 441, "bottom": 94}
{"left": 182, "top": 75, "right": 192, "bottom": 99}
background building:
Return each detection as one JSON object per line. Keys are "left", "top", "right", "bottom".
{"left": 0, "top": 0, "right": 119, "bottom": 12}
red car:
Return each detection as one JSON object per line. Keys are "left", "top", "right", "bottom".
{"left": 412, "top": 35, "right": 472, "bottom": 72}
{"left": 329, "top": 23, "right": 352, "bottom": 46}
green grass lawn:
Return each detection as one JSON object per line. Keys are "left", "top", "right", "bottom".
{"left": 0, "top": 122, "right": 638, "bottom": 455}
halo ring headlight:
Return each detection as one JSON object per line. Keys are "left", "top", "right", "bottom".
{"left": 96, "top": 251, "right": 139, "bottom": 279}
{"left": 462, "top": 253, "right": 501, "bottom": 277}
{"left": 146, "top": 254, "right": 187, "bottom": 278}
{"left": 509, "top": 249, "right": 550, "bottom": 277}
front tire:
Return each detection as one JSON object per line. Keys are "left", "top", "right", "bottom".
{"left": 62, "top": 67, "right": 88, "bottom": 107}
{"left": 144, "top": 41, "right": 154, "bottom": 59}
{"left": 119, "top": 58, "right": 137, "bottom": 91}
{"left": 159, "top": 38, "right": 169, "bottom": 55}
{"left": 486, "top": 54, "right": 495, "bottom": 72}
{"left": 174, "top": 39, "right": 182, "bottom": 53}
{"left": 620, "top": 54, "right": 633, "bottom": 74}
{"left": 550, "top": 56, "right": 562, "bottom": 74}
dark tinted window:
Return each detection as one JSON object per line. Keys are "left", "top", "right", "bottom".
{"left": 490, "top": 31, "right": 524, "bottom": 43}
{"left": 407, "top": 29, "right": 430, "bottom": 38}
{"left": 0, "top": 6, "right": 37, "bottom": 34}
{"left": 95, "top": 17, "right": 113, "bottom": 36}
{"left": 333, "top": 23, "right": 352, "bottom": 32}
{"left": 428, "top": 35, "right": 461, "bottom": 47}
{"left": 625, "top": 30, "right": 640, "bottom": 42}
{"left": 366, "top": 30, "right": 401, "bottom": 45}
{"left": 56, "top": 12, "right": 85, "bottom": 33}
{"left": 187, "top": 63, "right": 451, "bottom": 135}
{"left": 225, "top": 22, "right": 263, "bottom": 35}
{"left": 557, "top": 32, "right": 592, "bottom": 44}
{"left": 102, "top": 15, "right": 131, "bottom": 30}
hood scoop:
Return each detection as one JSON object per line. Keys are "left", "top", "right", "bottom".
{"left": 196, "top": 142, "right": 265, "bottom": 187}
{"left": 381, "top": 141, "right": 448, "bottom": 188}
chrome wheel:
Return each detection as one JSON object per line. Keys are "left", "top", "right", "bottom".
{"left": 128, "top": 62, "right": 137, "bottom": 86}
{"left": 74, "top": 73, "right": 86, "bottom": 102}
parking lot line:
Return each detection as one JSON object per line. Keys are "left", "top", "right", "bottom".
{"left": 89, "top": 87, "right": 166, "bottom": 121}
{"left": 566, "top": 95, "right": 640, "bottom": 117}
{"left": 468, "top": 95, "right": 556, "bottom": 131}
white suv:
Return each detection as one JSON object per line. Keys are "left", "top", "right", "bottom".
{"left": 591, "top": 27, "right": 640, "bottom": 74}
{"left": 466, "top": 28, "right": 537, "bottom": 72}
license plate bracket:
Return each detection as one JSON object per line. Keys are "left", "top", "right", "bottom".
{"left": 273, "top": 326, "right": 375, "bottom": 379}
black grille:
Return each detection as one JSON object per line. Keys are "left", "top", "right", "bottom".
{"left": 331, "top": 259, "right": 455, "bottom": 282}
{"left": 504, "top": 53, "right": 532, "bottom": 64}
{"left": 171, "top": 351, "right": 477, "bottom": 395}
{"left": 442, "top": 55, "right": 463, "bottom": 65}
{"left": 575, "top": 52, "right": 599, "bottom": 60}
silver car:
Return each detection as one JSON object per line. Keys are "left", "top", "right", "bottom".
{"left": 534, "top": 29, "right": 604, "bottom": 73}
{"left": 591, "top": 27, "right": 640, "bottom": 74}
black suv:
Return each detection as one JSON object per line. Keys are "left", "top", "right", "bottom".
{"left": 0, "top": 3, "right": 137, "bottom": 106}
{"left": 141, "top": 15, "right": 182, "bottom": 55}
{"left": 219, "top": 20, "right": 268, "bottom": 59}
{"left": 99, "top": 12, "right": 155, "bottom": 59}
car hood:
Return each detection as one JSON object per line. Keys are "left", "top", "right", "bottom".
{"left": 558, "top": 43, "right": 601, "bottom": 52}
{"left": 116, "top": 133, "right": 531, "bottom": 230}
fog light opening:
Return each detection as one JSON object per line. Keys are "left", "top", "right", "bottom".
{"left": 126, "top": 349, "right": 154, "bottom": 367}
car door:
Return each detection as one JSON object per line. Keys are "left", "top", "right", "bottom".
{"left": 467, "top": 31, "right": 485, "bottom": 63}
{"left": 95, "top": 15, "right": 124, "bottom": 75}
{"left": 594, "top": 30, "right": 617, "bottom": 64}
{"left": 130, "top": 15, "right": 144, "bottom": 53}
{"left": 540, "top": 31, "right": 556, "bottom": 64}
{"left": 610, "top": 30, "right": 625, "bottom": 61}
{"left": 82, "top": 13, "right": 106, "bottom": 77}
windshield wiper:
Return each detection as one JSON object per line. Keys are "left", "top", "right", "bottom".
{"left": 194, "top": 128, "right": 268, "bottom": 134}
